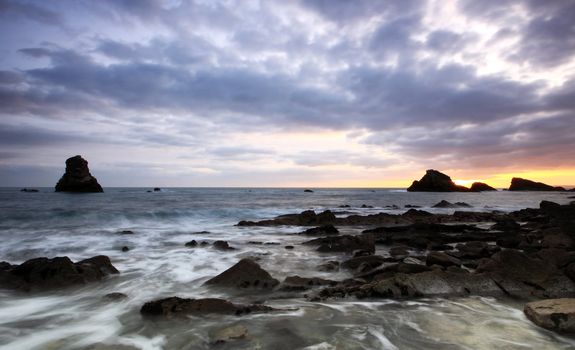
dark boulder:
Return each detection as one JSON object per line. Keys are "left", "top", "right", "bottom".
{"left": 304, "top": 189, "right": 314, "bottom": 193}
{"left": 341, "top": 255, "right": 386, "bottom": 271}
{"left": 0, "top": 255, "right": 119, "bottom": 292}
{"left": 470, "top": 182, "right": 497, "bottom": 192}
{"left": 280, "top": 276, "right": 337, "bottom": 291}
{"left": 185, "top": 240, "right": 198, "bottom": 247}
{"left": 305, "top": 235, "right": 375, "bottom": 254}
{"left": 140, "top": 297, "right": 275, "bottom": 318}
{"left": 508, "top": 178, "right": 565, "bottom": 191}
{"left": 524, "top": 299, "right": 575, "bottom": 333}
{"left": 432, "top": 200, "right": 472, "bottom": 208}
{"left": 55, "top": 155, "right": 103, "bottom": 193}
{"left": 299, "top": 225, "right": 339, "bottom": 236}
{"left": 213, "top": 240, "right": 235, "bottom": 250}
{"left": 490, "top": 219, "right": 520, "bottom": 232}
{"left": 204, "top": 259, "right": 279, "bottom": 289}
{"left": 407, "top": 169, "right": 471, "bottom": 192}
{"left": 426, "top": 252, "right": 461, "bottom": 267}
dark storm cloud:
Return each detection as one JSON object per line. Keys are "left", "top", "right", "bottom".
{"left": 0, "top": 124, "right": 88, "bottom": 146}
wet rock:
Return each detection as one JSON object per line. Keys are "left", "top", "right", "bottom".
{"left": 285, "top": 245, "right": 294, "bottom": 250}
{"left": 121, "top": 246, "right": 130, "bottom": 252}
{"left": 119, "top": 230, "right": 134, "bottom": 235}
{"left": 280, "top": 276, "right": 337, "bottom": 291}
{"left": 304, "top": 189, "right": 314, "bottom": 193}
{"left": 213, "top": 240, "right": 235, "bottom": 250}
{"left": 524, "top": 299, "right": 575, "bottom": 333}
{"left": 341, "top": 255, "right": 386, "bottom": 271}
{"left": 153, "top": 187, "right": 161, "bottom": 192}
{"left": 534, "top": 249, "right": 575, "bottom": 269}
{"left": 496, "top": 235, "right": 522, "bottom": 248}
{"left": 509, "top": 178, "right": 565, "bottom": 191}
{"left": 404, "top": 204, "right": 422, "bottom": 208}
{"left": 55, "top": 155, "right": 103, "bottom": 193}
{"left": 407, "top": 169, "right": 471, "bottom": 192}
{"left": 426, "top": 252, "right": 461, "bottom": 267}
{"left": 212, "top": 324, "right": 248, "bottom": 344}
{"left": 432, "top": 200, "right": 472, "bottom": 208}
{"left": 470, "top": 182, "right": 497, "bottom": 192}
{"left": 20, "top": 188, "right": 39, "bottom": 192}
{"left": 490, "top": 219, "right": 521, "bottom": 231}
{"left": 318, "top": 261, "right": 339, "bottom": 272}
{"left": 103, "top": 292, "right": 128, "bottom": 301}
{"left": 140, "top": 297, "right": 275, "bottom": 318}
{"left": 361, "top": 204, "right": 374, "bottom": 208}
{"left": 0, "top": 255, "right": 119, "bottom": 292}
{"left": 185, "top": 240, "right": 198, "bottom": 247}
{"left": 299, "top": 225, "right": 339, "bottom": 236}
{"left": 204, "top": 259, "right": 279, "bottom": 289}
{"left": 454, "top": 241, "right": 494, "bottom": 259}
{"left": 389, "top": 246, "right": 409, "bottom": 259}
{"left": 542, "top": 233, "right": 574, "bottom": 249}
{"left": 305, "top": 235, "right": 375, "bottom": 254}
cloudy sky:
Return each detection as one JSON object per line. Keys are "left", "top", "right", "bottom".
{"left": 1, "top": 0, "right": 574, "bottom": 187}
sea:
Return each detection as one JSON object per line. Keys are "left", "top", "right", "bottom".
{"left": 0, "top": 187, "right": 574, "bottom": 350}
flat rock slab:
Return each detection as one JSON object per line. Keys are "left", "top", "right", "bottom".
{"left": 140, "top": 297, "right": 275, "bottom": 318}
{"left": 525, "top": 298, "right": 575, "bottom": 333}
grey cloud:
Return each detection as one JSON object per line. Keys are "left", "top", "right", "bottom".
{"left": 0, "top": 0, "right": 63, "bottom": 26}
{"left": 292, "top": 150, "right": 394, "bottom": 169}
{"left": 301, "top": 0, "right": 425, "bottom": 23}
{"left": 0, "top": 70, "right": 23, "bottom": 84}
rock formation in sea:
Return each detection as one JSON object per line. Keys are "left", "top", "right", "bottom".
{"left": 470, "top": 182, "right": 497, "bottom": 192}
{"left": 508, "top": 177, "right": 565, "bottom": 191}
{"left": 0, "top": 255, "right": 119, "bottom": 292}
{"left": 407, "top": 169, "right": 471, "bottom": 192}
{"left": 55, "top": 155, "right": 103, "bottom": 192}
{"left": 204, "top": 258, "right": 279, "bottom": 289}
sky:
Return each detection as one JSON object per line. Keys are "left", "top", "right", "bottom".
{"left": 0, "top": 0, "right": 574, "bottom": 188}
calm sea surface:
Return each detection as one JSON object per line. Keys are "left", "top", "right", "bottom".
{"left": 0, "top": 188, "right": 574, "bottom": 349}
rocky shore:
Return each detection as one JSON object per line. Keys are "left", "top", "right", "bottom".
{"left": 2, "top": 194, "right": 575, "bottom": 341}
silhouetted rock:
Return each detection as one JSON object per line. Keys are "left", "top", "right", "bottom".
{"left": 470, "top": 182, "right": 497, "bottom": 192}
{"left": 407, "top": 169, "right": 471, "bottom": 192}
{"left": 304, "top": 189, "right": 314, "bottom": 193}
{"left": 0, "top": 255, "right": 119, "bottom": 292}
{"left": 213, "top": 240, "right": 235, "bottom": 250}
{"left": 20, "top": 188, "right": 39, "bottom": 192}
{"left": 153, "top": 187, "right": 161, "bottom": 192}
{"left": 55, "top": 155, "right": 103, "bottom": 193}
{"left": 299, "top": 225, "right": 339, "bottom": 235}
{"left": 524, "top": 299, "right": 575, "bottom": 333}
{"left": 204, "top": 259, "right": 279, "bottom": 289}
{"left": 121, "top": 246, "right": 130, "bottom": 252}
{"left": 185, "top": 240, "right": 198, "bottom": 247}
{"left": 508, "top": 177, "right": 565, "bottom": 191}
{"left": 140, "top": 297, "right": 275, "bottom": 318}
{"left": 432, "top": 200, "right": 472, "bottom": 208}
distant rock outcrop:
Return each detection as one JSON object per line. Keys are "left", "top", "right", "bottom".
{"left": 55, "top": 155, "right": 103, "bottom": 192}
{"left": 508, "top": 177, "right": 565, "bottom": 191}
{"left": 470, "top": 182, "right": 497, "bottom": 192}
{"left": 407, "top": 170, "right": 470, "bottom": 192}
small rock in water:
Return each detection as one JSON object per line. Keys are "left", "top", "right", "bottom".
{"left": 20, "top": 188, "right": 39, "bottom": 192}
{"left": 285, "top": 245, "right": 294, "bottom": 250}
{"left": 119, "top": 230, "right": 134, "bottom": 235}
{"left": 404, "top": 204, "right": 421, "bottom": 208}
{"left": 211, "top": 324, "right": 248, "bottom": 344}
{"left": 185, "top": 240, "right": 198, "bottom": 247}
{"left": 304, "top": 189, "right": 314, "bottom": 193}
{"left": 299, "top": 224, "right": 339, "bottom": 236}
{"left": 54, "top": 155, "right": 103, "bottom": 193}
{"left": 204, "top": 258, "right": 279, "bottom": 289}
{"left": 361, "top": 204, "right": 374, "bottom": 208}
{"left": 318, "top": 261, "right": 339, "bottom": 272}
{"left": 524, "top": 298, "right": 575, "bottom": 333}
{"left": 213, "top": 240, "right": 235, "bottom": 250}
{"left": 153, "top": 187, "right": 161, "bottom": 192}
{"left": 103, "top": 292, "right": 128, "bottom": 301}
{"left": 121, "top": 246, "right": 130, "bottom": 252}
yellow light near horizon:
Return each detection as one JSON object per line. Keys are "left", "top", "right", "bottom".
{"left": 453, "top": 179, "right": 483, "bottom": 187}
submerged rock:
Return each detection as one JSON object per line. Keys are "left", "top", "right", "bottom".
{"left": 280, "top": 276, "right": 337, "bottom": 291}
{"left": 407, "top": 169, "right": 471, "bottom": 192}
{"left": 432, "top": 200, "right": 472, "bottom": 208}
{"left": 213, "top": 240, "right": 235, "bottom": 250}
{"left": 524, "top": 299, "right": 575, "bottom": 333}
{"left": 204, "top": 258, "right": 279, "bottom": 289}
{"left": 0, "top": 255, "right": 119, "bottom": 292}
{"left": 508, "top": 178, "right": 565, "bottom": 191}
{"left": 212, "top": 324, "right": 249, "bottom": 344}
{"left": 55, "top": 155, "right": 103, "bottom": 193}
{"left": 140, "top": 297, "right": 275, "bottom": 318}
{"left": 20, "top": 188, "right": 39, "bottom": 192}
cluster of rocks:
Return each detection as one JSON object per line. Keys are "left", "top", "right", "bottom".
{"left": 406, "top": 169, "right": 571, "bottom": 192}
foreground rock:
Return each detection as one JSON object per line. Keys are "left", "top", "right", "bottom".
{"left": 508, "top": 177, "right": 565, "bottom": 191}
{"left": 470, "top": 182, "right": 497, "bottom": 192}
{"left": 212, "top": 324, "right": 249, "bottom": 344}
{"left": 525, "top": 299, "right": 575, "bottom": 333}
{"left": 304, "top": 235, "right": 375, "bottom": 254}
{"left": 140, "top": 297, "right": 276, "bottom": 318}
{"left": 55, "top": 155, "right": 103, "bottom": 192}
{"left": 407, "top": 169, "right": 470, "bottom": 192}
{"left": 204, "top": 259, "right": 279, "bottom": 289}
{"left": 0, "top": 255, "right": 119, "bottom": 292}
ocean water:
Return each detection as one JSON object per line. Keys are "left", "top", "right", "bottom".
{"left": 0, "top": 187, "right": 574, "bottom": 350}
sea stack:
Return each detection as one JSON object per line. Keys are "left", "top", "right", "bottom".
{"left": 407, "top": 169, "right": 470, "bottom": 192}
{"left": 508, "top": 177, "right": 565, "bottom": 191}
{"left": 470, "top": 182, "right": 497, "bottom": 192}
{"left": 55, "top": 155, "right": 103, "bottom": 192}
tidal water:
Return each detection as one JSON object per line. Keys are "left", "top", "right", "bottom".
{"left": 0, "top": 187, "right": 574, "bottom": 350}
